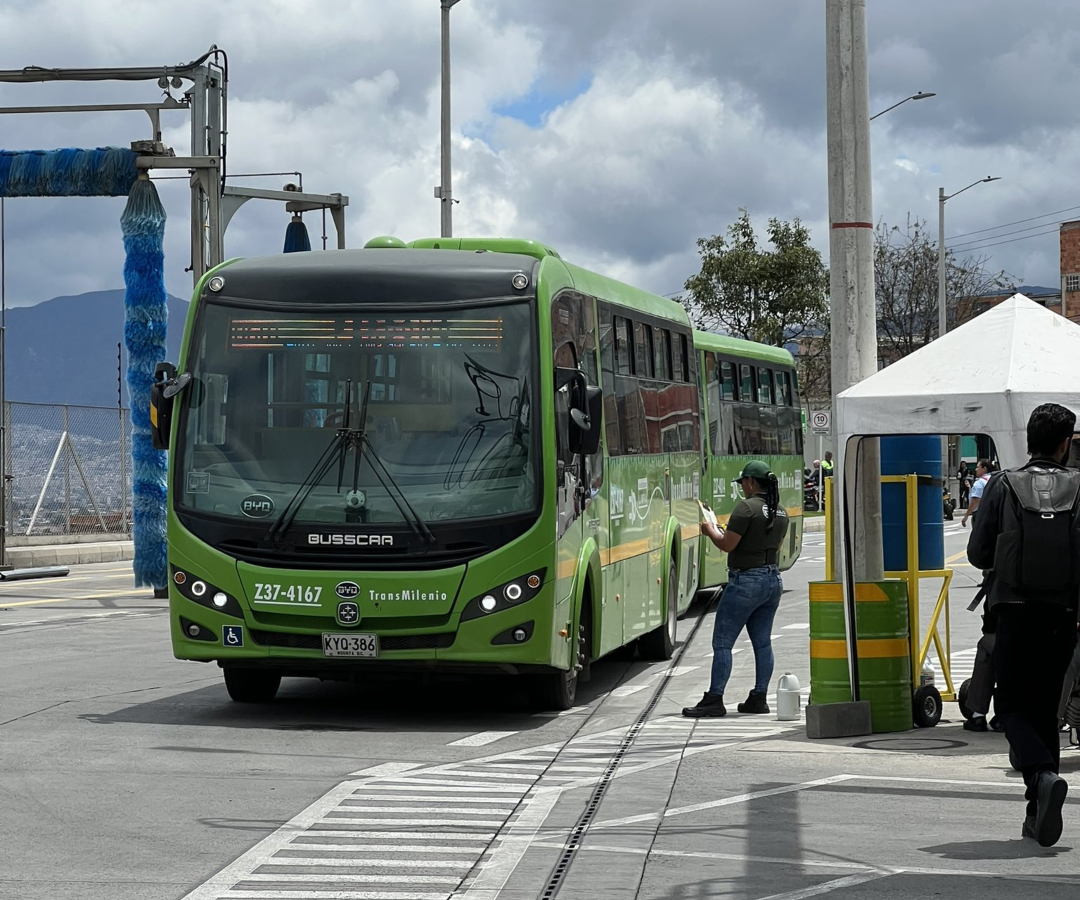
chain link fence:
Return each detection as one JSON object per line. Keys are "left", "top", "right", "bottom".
{"left": 5, "top": 402, "right": 133, "bottom": 538}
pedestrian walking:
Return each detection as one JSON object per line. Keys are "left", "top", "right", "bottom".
{"left": 961, "top": 458, "right": 993, "bottom": 528}
{"left": 684, "top": 460, "right": 789, "bottom": 718}
{"left": 967, "top": 403, "right": 1080, "bottom": 847}
{"left": 958, "top": 461, "right": 971, "bottom": 508}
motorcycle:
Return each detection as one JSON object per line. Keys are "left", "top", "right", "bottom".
{"left": 943, "top": 485, "right": 955, "bottom": 520}
{"left": 803, "top": 474, "right": 820, "bottom": 511}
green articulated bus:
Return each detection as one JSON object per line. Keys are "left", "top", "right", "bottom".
{"left": 151, "top": 237, "right": 802, "bottom": 710}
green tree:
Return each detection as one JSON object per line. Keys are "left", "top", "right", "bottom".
{"left": 682, "top": 209, "right": 829, "bottom": 347}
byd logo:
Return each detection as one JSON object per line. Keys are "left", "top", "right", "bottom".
{"left": 240, "top": 494, "right": 275, "bottom": 518}
{"left": 336, "top": 581, "right": 361, "bottom": 599}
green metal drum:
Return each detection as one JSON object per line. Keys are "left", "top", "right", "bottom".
{"left": 809, "top": 581, "right": 912, "bottom": 733}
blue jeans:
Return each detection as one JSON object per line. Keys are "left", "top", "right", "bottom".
{"left": 709, "top": 565, "right": 783, "bottom": 696}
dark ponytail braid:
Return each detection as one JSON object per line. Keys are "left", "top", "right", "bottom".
{"left": 763, "top": 473, "right": 780, "bottom": 528}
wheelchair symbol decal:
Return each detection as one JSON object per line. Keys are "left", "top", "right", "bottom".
{"left": 223, "top": 625, "right": 244, "bottom": 647}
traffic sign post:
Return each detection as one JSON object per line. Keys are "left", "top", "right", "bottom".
{"left": 811, "top": 410, "right": 831, "bottom": 504}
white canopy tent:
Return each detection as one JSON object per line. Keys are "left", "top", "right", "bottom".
{"left": 836, "top": 293, "right": 1080, "bottom": 467}
{"left": 828, "top": 294, "right": 1080, "bottom": 707}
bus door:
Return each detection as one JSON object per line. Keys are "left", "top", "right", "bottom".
{"left": 551, "top": 293, "right": 603, "bottom": 616}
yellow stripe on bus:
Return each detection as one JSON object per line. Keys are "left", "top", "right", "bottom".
{"left": 810, "top": 638, "right": 909, "bottom": 659}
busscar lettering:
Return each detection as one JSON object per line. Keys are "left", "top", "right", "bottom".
{"left": 307, "top": 534, "right": 394, "bottom": 546}
{"left": 369, "top": 589, "right": 449, "bottom": 602}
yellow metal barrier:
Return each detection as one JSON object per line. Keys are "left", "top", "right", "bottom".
{"left": 823, "top": 475, "right": 834, "bottom": 582}
{"left": 881, "top": 473, "right": 955, "bottom": 703}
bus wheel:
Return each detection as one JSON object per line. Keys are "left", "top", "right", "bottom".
{"left": 223, "top": 668, "right": 281, "bottom": 703}
{"left": 639, "top": 560, "right": 677, "bottom": 661}
{"left": 526, "top": 607, "right": 589, "bottom": 711}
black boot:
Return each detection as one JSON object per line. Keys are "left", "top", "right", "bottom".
{"left": 737, "top": 690, "right": 770, "bottom": 714}
{"left": 683, "top": 692, "right": 727, "bottom": 718}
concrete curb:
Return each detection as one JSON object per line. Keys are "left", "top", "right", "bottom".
{"left": 6, "top": 541, "right": 134, "bottom": 568}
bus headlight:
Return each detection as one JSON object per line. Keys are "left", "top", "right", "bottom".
{"left": 170, "top": 566, "right": 244, "bottom": 619}
{"left": 461, "top": 569, "right": 546, "bottom": 621}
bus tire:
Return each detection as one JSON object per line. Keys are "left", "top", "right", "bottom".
{"left": 526, "top": 604, "right": 589, "bottom": 711}
{"left": 223, "top": 668, "right": 282, "bottom": 703}
{"left": 639, "top": 559, "right": 677, "bottom": 661}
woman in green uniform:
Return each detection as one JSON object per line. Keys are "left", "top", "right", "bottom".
{"left": 683, "top": 459, "right": 789, "bottom": 718}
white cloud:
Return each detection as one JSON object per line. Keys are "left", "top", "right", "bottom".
{"left": 0, "top": 0, "right": 1076, "bottom": 309}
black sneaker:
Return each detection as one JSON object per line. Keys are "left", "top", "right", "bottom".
{"left": 737, "top": 690, "right": 770, "bottom": 714}
{"left": 963, "top": 716, "right": 989, "bottom": 732}
{"left": 1033, "top": 772, "right": 1068, "bottom": 847}
{"left": 683, "top": 692, "right": 727, "bottom": 718}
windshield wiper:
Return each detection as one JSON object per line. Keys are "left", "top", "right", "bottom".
{"left": 267, "top": 380, "right": 435, "bottom": 546}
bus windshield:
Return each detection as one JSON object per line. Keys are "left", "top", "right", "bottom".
{"left": 174, "top": 300, "right": 538, "bottom": 530}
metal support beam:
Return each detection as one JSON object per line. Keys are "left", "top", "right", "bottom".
{"left": 222, "top": 185, "right": 349, "bottom": 250}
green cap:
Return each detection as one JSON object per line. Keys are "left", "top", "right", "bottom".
{"left": 739, "top": 459, "right": 772, "bottom": 481}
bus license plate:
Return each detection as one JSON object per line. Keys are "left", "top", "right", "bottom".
{"left": 322, "top": 633, "right": 379, "bottom": 658}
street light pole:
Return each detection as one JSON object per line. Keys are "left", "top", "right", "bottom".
{"left": 438, "top": 0, "right": 462, "bottom": 238}
{"left": 937, "top": 177, "right": 1001, "bottom": 340}
{"left": 869, "top": 91, "right": 935, "bottom": 121}
{"left": 937, "top": 175, "right": 1000, "bottom": 481}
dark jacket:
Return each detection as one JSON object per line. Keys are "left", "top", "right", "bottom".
{"left": 967, "top": 457, "right": 1079, "bottom": 611}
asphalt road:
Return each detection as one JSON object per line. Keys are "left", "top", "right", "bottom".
{"left": 2, "top": 524, "right": 1076, "bottom": 900}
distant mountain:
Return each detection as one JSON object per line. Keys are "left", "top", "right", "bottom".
{"left": 6, "top": 289, "right": 189, "bottom": 407}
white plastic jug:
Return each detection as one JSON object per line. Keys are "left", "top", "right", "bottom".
{"left": 920, "top": 660, "right": 937, "bottom": 688}
{"left": 776, "top": 672, "right": 802, "bottom": 721}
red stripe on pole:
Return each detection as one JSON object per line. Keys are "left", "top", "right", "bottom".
{"left": 831, "top": 221, "right": 873, "bottom": 229}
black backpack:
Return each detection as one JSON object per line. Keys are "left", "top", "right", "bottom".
{"left": 994, "top": 464, "right": 1080, "bottom": 596}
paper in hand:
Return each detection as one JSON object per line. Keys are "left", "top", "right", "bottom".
{"left": 697, "top": 500, "right": 717, "bottom": 526}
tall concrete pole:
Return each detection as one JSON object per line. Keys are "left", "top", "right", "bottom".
{"left": 439, "top": 0, "right": 461, "bottom": 238}
{"left": 825, "top": 0, "right": 883, "bottom": 585}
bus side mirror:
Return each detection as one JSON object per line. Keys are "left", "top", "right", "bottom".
{"left": 149, "top": 363, "right": 191, "bottom": 450}
{"left": 570, "top": 384, "right": 603, "bottom": 456}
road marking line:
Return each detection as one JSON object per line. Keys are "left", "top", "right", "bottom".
{"left": 0, "top": 588, "right": 151, "bottom": 608}
{"left": 460, "top": 789, "right": 562, "bottom": 899}
{"left": 333, "top": 806, "right": 513, "bottom": 814}
{"left": 239, "top": 873, "right": 462, "bottom": 884}
{"left": 219, "top": 891, "right": 447, "bottom": 899}
{"left": 358, "top": 781, "right": 528, "bottom": 792}
{"left": 783, "top": 622, "right": 810, "bottom": 629}
{"left": 448, "top": 730, "right": 519, "bottom": 747}
{"left": 610, "top": 683, "right": 652, "bottom": 698}
{"left": 347, "top": 795, "right": 516, "bottom": 803}
{"left": 755, "top": 873, "right": 892, "bottom": 899}
{"left": 305, "top": 830, "right": 495, "bottom": 841}
{"left": 288, "top": 843, "right": 487, "bottom": 854}
{"left": 347, "top": 761, "right": 424, "bottom": 778}
{"left": 319, "top": 817, "right": 505, "bottom": 827}
{"left": 260, "top": 857, "right": 474, "bottom": 868}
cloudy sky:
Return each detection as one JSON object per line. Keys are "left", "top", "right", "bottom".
{"left": 0, "top": 0, "right": 1075, "bottom": 308}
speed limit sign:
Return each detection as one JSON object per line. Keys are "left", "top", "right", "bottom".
{"left": 811, "top": 410, "right": 831, "bottom": 434}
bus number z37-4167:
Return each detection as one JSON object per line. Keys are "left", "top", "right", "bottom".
{"left": 252, "top": 583, "right": 323, "bottom": 604}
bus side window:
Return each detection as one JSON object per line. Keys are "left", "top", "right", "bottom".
{"left": 614, "top": 316, "right": 632, "bottom": 376}
{"left": 758, "top": 368, "right": 774, "bottom": 405}
{"left": 633, "top": 320, "right": 652, "bottom": 378}
{"left": 739, "top": 364, "right": 756, "bottom": 402}
{"left": 672, "top": 334, "right": 685, "bottom": 383}
{"left": 720, "top": 361, "right": 736, "bottom": 401}
{"left": 654, "top": 326, "right": 671, "bottom": 381}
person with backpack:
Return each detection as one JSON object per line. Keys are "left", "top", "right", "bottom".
{"left": 968, "top": 403, "right": 1080, "bottom": 847}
